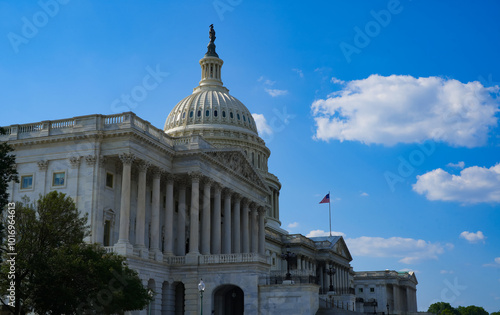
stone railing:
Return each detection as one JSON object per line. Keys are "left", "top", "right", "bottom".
{"left": 104, "top": 246, "right": 115, "bottom": 254}
{"left": 0, "top": 112, "right": 174, "bottom": 147}
{"left": 199, "top": 253, "right": 269, "bottom": 265}
{"left": 164, "top": 256, "right": 186, "bottom": 265}
{"left": 285, "top": 234, "right": 316, "bottom": 248}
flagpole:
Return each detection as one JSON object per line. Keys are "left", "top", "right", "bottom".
{"left": 329, "top": 190, "right": 332, "bottom": 237}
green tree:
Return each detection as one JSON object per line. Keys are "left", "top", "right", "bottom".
{"left": 0, "top": 191, "right": 151, "bottom": 314}
{"left": 428, "top": 302, "right": 459, "bottom": 315}
{"left": 490, "top": 311, "right": 500, "bottom": 315}
{"left": 457, "top": 306, "right": 489, "bottom": 315}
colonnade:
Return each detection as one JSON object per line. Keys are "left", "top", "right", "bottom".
{"left": 319, "top": 261, "right": 351, "bottom": 294}
{"left": 115, "top": 153, "right": 268, "bottom": 259}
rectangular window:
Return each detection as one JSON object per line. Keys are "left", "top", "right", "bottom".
{"left": 163, "top": 196, "right": 166, "bottom": 208}
{"left": 106, "top": 172, "right": 114, "bottom": 188}
{"left": 20, "top": 175, "right": 33, "bottom": 190}
{"left": 103, "top": 220, "right": 111, "bottom": 246}
{"left": 370, "top": 287, "right": 375, "bottom": 293}
{"left": 359, "top": 288, "right": 364, "bottom": 293}
{"left": 52, "top": 172, "right": 65, "bottom": 187}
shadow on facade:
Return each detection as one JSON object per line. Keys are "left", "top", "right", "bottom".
{"left": 213, "top": 284, "right": 244, "bottom": 315}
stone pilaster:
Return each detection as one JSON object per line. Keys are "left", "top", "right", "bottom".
{"left": 201, "top": 178, "right": 212, "bottom": 255}
{"left": 250, "top": 203, "right": 258, "bottom": 253}
{"left": 258, "top": 207, "right": 267, "bottom": 255}
{"left": 188, "top": 172, "right": 201, "bottom": 259}
{"left": 232, "top": 194, "right": 241, "bottom": 253}
{"left": 164, "top": 174, "right": 175, "bottom": 256}
{"left": 150, "top": 167, "right": 163, "bottom": 261}
{"left": 177, "top": 178, "right": 187, "bottom": 256}
{"left": 211, "top": 183, "right": 222, "bottom": 254}
{"left": 115, "top": 153, "right": 135, "bottom": 256}
{"left": 135, "top": 161, "right": 150, "bottom": 258}
{"left": 222, "top": 188, "right": 232, "bottom": 254}
{"left": 241, "top": 199, "right": 250, "bottom": 253}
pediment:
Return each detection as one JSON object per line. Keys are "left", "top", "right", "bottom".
{"left": 203, "top": 149, "right": 270, "bottom": 193}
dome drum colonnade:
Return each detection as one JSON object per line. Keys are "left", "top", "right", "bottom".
{"left": 112, "top": 152, "right": 269, "bottom": 261}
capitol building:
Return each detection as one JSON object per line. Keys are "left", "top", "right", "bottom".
{"left": 2, "top": 27, "right": 418, "bottom": 315}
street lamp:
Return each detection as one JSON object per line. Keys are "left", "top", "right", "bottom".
{"left": 326, "top": 264, "right": 336, "bottom": 292}
{"left": 147, "top": 288, "right": 154, "bottom": 315}
{"left": 386, "top": 303, "right": 390, "bottom": 315}
{"left": 280, "top": 245, "right": 296, "bottom": 280}
{"left": 198, "top": 279, "right": 206, "bottom": 315}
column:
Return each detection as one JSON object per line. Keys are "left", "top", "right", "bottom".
{"left": 319, "top": 265, "right": 324, "bottom": 293}
{"left": 241, "top": 199, "right": 250, "bottom": 253}
{"left": 201, "top": 179, "right": 212, "bottom": 255}
{"left": 177, "top": 180, "right": 187, "bottom": 256}
{"left": 135, "top": 161, "right": 150, "bottom": 258}
{"left": 250, "top": 204, "right": 258, "bottom": 253}
{"left": 276, "top": 191, "right": 280, "bottom": 220}
{"left": 232, "top": 194, "right": 241, "bottom": 253}
{"left": 222, "top": 189, "right": 232, "bottom": 254}
{"left": 297, "top": 256, "right": 302, "bottom": 271}
{"left": 164, "top": 174, "right": 174, "bottom": 256}
{"left": 211, "top": 183, "right": 222, "bottom": 254}
{"left": 188, "top": 172, "right": 201, "bottom": 255}
{"left": 258, "top": 207, "right": 266, "bottom": 255}
{"left": 116, "top": 153, "right": 135, "bottom": 255}
{"left": 151, "top": 168, "right": 162, "bottom": 261}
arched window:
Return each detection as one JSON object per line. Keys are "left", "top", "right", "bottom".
{"left": 197, "top": 110, "right": 201, "bottom": 117}
{"left": 214, "top": 110, "right": 218, "bottom": 117}
{"left": 237, "top": 114, "right": 240, "bottom": 120}
{"left": 243, "top": 115, "right": 246, "bottom": 122}
{"left": 251, "top": 152, "right": 255, "bottom": 165}
{"left": 189, "top": 111, "right": 194, "bottom": 118}
{"left": 206, "top": 110, "right": 210, "bottom": 117}
{"left": 222, "top": 111, "right": 226, "bottom": 118}
{"left": 230, "top": 112, "right": 234, "bottom": 119}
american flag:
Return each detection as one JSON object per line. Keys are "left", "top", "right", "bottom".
{"left": 319, "top": 193, "right": 330, "bottom": 204}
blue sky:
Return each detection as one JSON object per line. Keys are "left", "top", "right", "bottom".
{"left": 1, "top": 0, "right": 499, "bottom": 312}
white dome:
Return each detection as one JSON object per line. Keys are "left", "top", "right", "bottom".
{"left": 164, "top": 87, "right": 258, "bottom": 136}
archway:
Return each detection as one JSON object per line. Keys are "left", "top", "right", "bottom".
{"left": 213, "top": 285, "right": 244, "bottom": 315}
{"left": 174, "top": 282, "right": 185, "bottom": 315}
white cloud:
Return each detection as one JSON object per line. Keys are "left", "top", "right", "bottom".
{"left": 331, "top": 77, "right": 345, "bottom": 84}
{"left": 447, "top": 161, "right": 465, "bottom": 169}
{"left": 311, "top": 75, "right": 499, "bottom": 147}
{"left": 306, "top": 229, "right": 346, "bottom": 238}
{"left": 265, "top": 88, "right": 288, "bottom": 97}
{"left": 360, "top": 192, "right": 369, "bottom": 197}
{"left": 252, "top": 113, "right": 273, "bottom": 137}
{"left": 459, "top": 231, "right": 486, "bottom": 243}
{"left": 440, "top": 270, "right": 454, "bottom": 274}
{"left": 413, "top": 164, "right": 500, "bottom": 204}
{"left": 287, "top": 222, "right": 299, "bottom": 229}
{"left": 258, "top": 76, "right": 275, "bottom": 86}
{"left": 345, "top": 236, "right": 453, "bottom": 264}
{"left": 483, "top": 257, "right": 500, "bottom": 268}
{"left": 292, "top": 68, "right": 304, "bottom": 78}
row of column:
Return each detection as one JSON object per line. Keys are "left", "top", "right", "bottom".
{"left": 116, "top": 153, "right": 267, "bottom": 258}
{"left": 270, "top": 188, "right": 280, "bottom": 219}
{"left": 319, "top": 262, "right": 351, "bottom": 294}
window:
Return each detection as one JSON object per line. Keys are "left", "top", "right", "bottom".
{"left": 243, "top": 115, "right": 246, "bottom": 122}
{"left": 182, "top": 112, "right": 186, "bottom": 119}
{"left": 20, "top": 175, "right": 33, "bottom": 190}
{"left": 52, "top": 172, "right": 65, "bottom": 187}
{"left": 189, "top": 111, "right": 193, "bottom": 118}
{"left": 252, "top": 152, "right": 255, "bottom": 165}
{"left": 163, "top": 196, "right": 166, "bottom": 208}
{"left": 206, "top": 110, "right": 210, "bottom": 117}
{"left": 359, "top": 288, "right": 364, "bottom": 293}
{"left": 103, "top": 220, "right": 111, "bottom": 246}
{"left": 197, "top": 110, "right": 201, "bottom": 117}
{"left": 370, "top": 287, "right": 375, "bottom": 293}
{"left": 237, "top": 113, "right": 240, "bottom": 120}
{"left": 106, "top": 172, "right": 114, "bottom": 188}
{"left": 214, "top": 110, "right": 218, "bottom": 117}
{"left": 222, "top": 111, "right": 226, "bottom": 118}
{"left": 230, "top": 112, "right": 234, "bottom": 119}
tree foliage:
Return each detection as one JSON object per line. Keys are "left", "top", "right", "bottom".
{"left": 428, "top": 302, "right": 491, "bottom": 315}
{"left": 0, "top": 191, "right": 151, "bottom": 314}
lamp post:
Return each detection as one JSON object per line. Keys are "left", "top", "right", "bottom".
{"left": 280, "top": 245, "right": 296, "bottom": 280}
{"left": 198, "top": 279, "right": 206, "bottom": 315}
{"left": 326, "top": 264, "right": 336, "bottom": 292}
{"left": 147, "top": 289, "right": 154, "bottom": 315}
{"left": 386, "top": 303, "right": 390, "bottom": 315}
